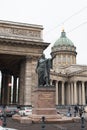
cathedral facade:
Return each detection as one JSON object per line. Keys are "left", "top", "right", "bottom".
{"left": 0, "top": 20, "right": 87, "bottom": 106}
{"left": 50, "top": 30, "right": 87, "bottom": 106}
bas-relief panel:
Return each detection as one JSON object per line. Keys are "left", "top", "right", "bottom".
{"left": 0, "top": 27, "right": 41, "bottom": 39}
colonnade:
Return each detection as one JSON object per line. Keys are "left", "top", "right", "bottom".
{"left": 52, "top": 80, "right": 87, "bottom": 105}
{"left": 0, "top": 56, "right": 37, "bottom": 106}
{"left": 0, "top": 71, "right": 19, "bottom": 105}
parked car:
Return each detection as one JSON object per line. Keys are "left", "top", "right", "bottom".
{"left": 4, "top": 106, "right": 19, "bottom": 116}
{"left": 18, "top": 106, "right": 32, "bottom": 116}
{"left": 0, "top": 126, "right": 18, "bottom": 130}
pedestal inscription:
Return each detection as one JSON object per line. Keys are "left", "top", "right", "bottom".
{"left": 31, "top": 86, "right": 62, "bottom": 122}
{"left": 32, "top": 87, "right": 57, "bottom": 115}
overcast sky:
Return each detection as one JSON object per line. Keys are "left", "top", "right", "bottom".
{"left": 0, "top": 0, "right": 87, "bottom": 65}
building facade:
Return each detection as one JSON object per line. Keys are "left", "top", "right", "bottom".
{"left": 50, "top": 30, "right": 87, "bottom": 106}
{"left": 0, "top": 20, "right": 49, "bottom": 106}
{"left": 0, "top": 20, "right": 87, "bottom": 106}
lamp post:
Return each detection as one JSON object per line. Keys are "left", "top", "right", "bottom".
{"left": 41, "top": 116, "right": 46, "bottom": 130}
{"left": 81, "top": 112, "right": 85, "bottom": 130}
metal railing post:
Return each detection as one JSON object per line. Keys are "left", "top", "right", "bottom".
{"left": 81, "top": 114, "right": 85, "bottom": 130}
{"left": 41, "top": 116, "right": 46, "bottom": 130}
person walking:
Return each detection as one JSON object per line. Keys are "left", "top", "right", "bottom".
{"left": 74, "top": 105, "right": 79, "bottom": 116}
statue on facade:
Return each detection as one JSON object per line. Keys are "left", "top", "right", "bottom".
{"left": 36, "top": 53, "right": 51, "bottom": 87}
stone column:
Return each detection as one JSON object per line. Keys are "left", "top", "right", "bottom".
{"left": 1, "top": 72, "right": 5, "bottom": 105}
{"left": 7, "top": 75, "right": 12, "bottom": 105}
{"left": 5, "top": 74, "right": 12, "bottom": 105}
{"left": 79, "top": 83, "right": 82, "bottom": 105}
{"left": 19, "top": 59, "right": 25, "bottom": 105}
{"left": 55, "top": 81, "right": 58, "bottom": 105}
{"left": 24, "top": 57, "right": 32, "bottom": 105}
{"left": 19, "top": 56, "right": 32, "bottom": 105}
{"left": 13, "top": 76, "right": 17, "bottom": 104}
{"left": 17, "top": 78, "right": 20, "bottom": 104}
{"left": 71, "top": 82, "right": 74, "bottom": 105}
{"left": 67, "top": 82, "right": 70, "bottom": 105}
{"left": 3, "top": 74, "right": 7, "bottom": 105}
{"left": 62, "top": 82, "right": 64, "bottom": 105}
{"left": 1, "top": 72, "right": 11, "bottom": 105}
{"left": 74, "top": 81, "right": 77, "bottom": 104}
{"left": 82, "top": 81, "right": 85, "bottom": 105}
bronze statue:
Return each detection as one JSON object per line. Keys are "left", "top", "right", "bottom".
{"left": 36, "top": 54, "right": 51, "bottom": 87}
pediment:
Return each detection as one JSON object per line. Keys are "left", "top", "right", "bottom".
{"left": 78, "top": 70, "right": 87, "bottom": 75}
{"left": 61, "top": 64, "right": 87, "bottom": 76}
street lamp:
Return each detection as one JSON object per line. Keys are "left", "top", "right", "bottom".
{"left": 81, "top": 110, "right": 85, "bottom": 130}
{"left": 41, "top": 116, "right": 46, "bottom": 130}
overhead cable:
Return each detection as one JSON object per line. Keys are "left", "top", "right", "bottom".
{"left": 44, "top": 6, "right": 87, "bottom": 35}
{"left": 67, "top": 21, "right": 87, "bottom": 33}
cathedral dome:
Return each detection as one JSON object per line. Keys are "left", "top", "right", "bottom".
{"left": 51, "top": 30, "right": 77, "bottom": 68}
{"left": 51, "top": 30, "right": 76, "bottom": 53}
{"left": 53, "top": 30, "right": 74, "bottom": 47}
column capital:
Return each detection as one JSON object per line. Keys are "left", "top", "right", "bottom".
{"left": 55, "top": 80, "right": 58, "bottom": 85}
{"left": 74, "top": 81, "right": 77, "bottom": 84}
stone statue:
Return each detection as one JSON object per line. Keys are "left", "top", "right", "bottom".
{"left": 36, "top": 54, "right": 51, "bottom": 87}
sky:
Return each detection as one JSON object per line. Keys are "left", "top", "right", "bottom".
{"left": 0, "top": 0, "right": 87, "bottom": 65}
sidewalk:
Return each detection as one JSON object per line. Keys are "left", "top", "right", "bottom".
{"left": 7, "top": 117, "right": 87, "bottom": 130}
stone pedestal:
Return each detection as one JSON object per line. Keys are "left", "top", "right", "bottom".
{"left": 31, "top": 86, "right": 62, "bottom": 122}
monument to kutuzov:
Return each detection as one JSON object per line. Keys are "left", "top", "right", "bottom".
{"left": 31, "top": 53, "right": 62, "bottom": 122}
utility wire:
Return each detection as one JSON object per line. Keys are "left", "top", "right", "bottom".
{"left": 62, "top": 6, "right": 87, "bottom": 24}
{"left": 44, "top": 6, "right": 87, "bottom": 35}
{"left": 67, "top": 21, "right": 87, "bottom": 33}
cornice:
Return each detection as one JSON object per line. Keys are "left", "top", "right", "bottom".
{"left": 0, "top": 20, "right": 43, "bottom": 30}
{"left": 0, "top": 36, "right": 50, "bottom": 48}
{"left": 50, "top": 70, "right": 68, "bottom": 78}
{"left": 68, "top": 68, "right": 87, "bottom": 76}
{"left": 51, "top": 50, "right": 77, "bottom": 56}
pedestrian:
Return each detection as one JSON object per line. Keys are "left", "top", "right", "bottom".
{"left": 67, "top": 106, "right": 72, "bottom": 117}
{"left": 74, "top": 105, "right": 79, "bottom": 116}
{"left": 74, "top": 105, "right": 79, "bottom": 113}
{"left": 79, "top": 107, "right": 82, "bottom": 117}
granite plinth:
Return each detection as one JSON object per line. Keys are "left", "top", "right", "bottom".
{"left": 31, "top": 86, "right": 62, "bottom": 122}
{"left": 32, "top": 86, "right": 57, "bottom": 114}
